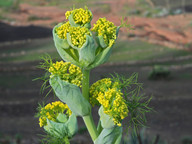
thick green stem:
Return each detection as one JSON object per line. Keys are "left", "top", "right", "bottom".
{"left": 82, "top": 69, "right": 98, "bottom": 141}
{"left": 82, "top": 69, "right": 90, "bottom": 100}
{"left": 83, "top": 115, "right": 98, "bottom": 141}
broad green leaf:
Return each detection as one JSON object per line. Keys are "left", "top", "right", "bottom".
{"left": 94, "top": 126, "right": 122, "bottom": 144}
{"left": 49, "top": 76, "right": 91, "bottom": 116}
{"left": 98, "top": 106, "right": 115, "bottom": 129}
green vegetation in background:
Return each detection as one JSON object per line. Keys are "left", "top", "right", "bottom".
{"left": 1, "top": 39, "right": 192, "bottom": 67}
{"left": 126, "top": 0, "right": 192, "bottom": 18}
{"left": 0, "top": 0, "right": 13, "bottom": 7}
{"left": 151, "top": 0, "right": 192, "bottom": 10}
{"left": 109, "top": 40, "right": 192, "bottom": 63}
{"left": 0, "top": 38, "right": 60, "bottom": 62}
{"left": 28, "top": 15, "right": 51, "bottom": 21}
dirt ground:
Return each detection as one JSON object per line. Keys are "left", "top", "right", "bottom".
{"left": 2, "top": 0, "right": 192, "bottom": 50}
{"left": 0, "top": 61, "right": 192, "bottom": 144}
{"left": 0, "top": 1, "right": 192, "bottom": 143}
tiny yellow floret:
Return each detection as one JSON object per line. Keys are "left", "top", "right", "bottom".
{"left": 55, "top": 22, "right": 71, "bottom": 39}
{"left": 38, "top": 101, "right": 72, "bottom": 127}
{"left": 90, "top": 78, "right": 129, "bottom": 126}
{"left": 48, "top": 61, "right": 83, "bottom": 87}
{"left": 91, "top": 18, "right": 117, "bottom": 47}
{"left": 65, "top": 7, "right": 92, "bottom": 26}
{"left": 69, "top": 26, "right": 91, "bottom": 48}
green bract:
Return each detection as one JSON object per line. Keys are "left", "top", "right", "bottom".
{"left": 98, "top": 106, "right": 115, "bottom": 129}
{"left": 53, "top": 24, "right": 98, "bottom": 69}
{"left": 66, "top": 33, "right": 97, "bottom": 68}
{"left": 94, "top": 126, "right": 122, "bottom": 144}
{"left": 44, "top": 113, "right": 78, "bottom": 139}
{"left": 53, "top": 24, "right": 79, "bottom": 66}
{"left": 49, "top": 75, "right": 91, "bottom": 116}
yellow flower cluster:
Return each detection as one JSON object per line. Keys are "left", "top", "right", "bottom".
{"left": 55, "top": 22, "right": 71, "bottom": 39}
{"left": 98, "top": 88, "right": 128, "bottom": 126}
{"left": 65, "top": 7, "right": 92, "bottom": 25}
{"left": 90, "top": 78, "right": 128, "bottom": 126}
{"left": 92, "top": 18, "right": 117, "bottom": 47}
{"left": 39, "top": 101, "right": 72, "bottom": 127}
{"left": 69, "top": 26, "right": 91, "bottom": 48}
{"left": 48, "top": 61, "right": 83, "bottom": 87}
{"left": 55, "top": 22, "right": 91, "bottom": 48}
{"left": 89, "top": 78, "right": 112, "bottom": 106}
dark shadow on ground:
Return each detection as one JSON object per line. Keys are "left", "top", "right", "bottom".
{"left": 0, "top": 22, "right": 52, "bottom": 42}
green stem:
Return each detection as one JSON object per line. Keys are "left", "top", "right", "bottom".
{"left": 82, "top": 69, "right": 98, "bottom": 141}
{"left": 83, "top": 115, "right": 98, "bottom": 141}
{"left": 82, "top": 69, "right": 90, "bottom": 100}
{"left": 63, "top": 137, "right": 70, "bottom": 144}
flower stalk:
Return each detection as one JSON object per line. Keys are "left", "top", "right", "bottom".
{"left": 82, "top": 69, "right": 99, "bottom": 141}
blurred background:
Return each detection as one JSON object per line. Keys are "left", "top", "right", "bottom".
{"left": 0, "top": 0, "right": 192, "bottom": 143}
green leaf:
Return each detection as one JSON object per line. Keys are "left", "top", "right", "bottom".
{"left": 66, "top": 113, "right": 78, "bottom": 137}
{"left": 116, "top": 26, "right": 121, "bottom": 37}
{"left": 97, "top": 35, "right": 107, "bottom": 48}
{"left": 88, "top": 46, "right": 112, "bottom": 69}
{"left": 53, "top": 24, "right": 70, "bottom": 49}
{"left": 44, "top": 113, "right": 78, "bottom": 139}
{"left": 98, "top": 106, "right": 115, "bottom": 129}
{"left": 84, "top": 22, "right": 91, "bottom": 29}
{"left": 44, "top": 119, "right": 68, "bottom": 138}
{"left": 79, "top": 35, "right": 97, "bottom": 68}
{"left": 68, "top": 13, "right": 79, "bottom": 27}
{"left": 53, "top": 24, "right": 79, "bottom": 65}
{"left": 94, "top": 126, "right": 122, "bottom": 144}
{"left": 56, "top": 113, "right": 68, "bottom": 123}
{"left": 49, "top": 76, "right": 91, "bottom": 116}
{"left": 67, "top": 33, "right": 97, "bottom": 68}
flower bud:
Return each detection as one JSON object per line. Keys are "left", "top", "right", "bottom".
{"left": 44, "top": 113, "right": 78, "bottom": 138}
{"left": 66, "top": 7, "right": 93, "bottom": 29}
{"left": 38, "top": 101, "right": 77, "bottom": 139}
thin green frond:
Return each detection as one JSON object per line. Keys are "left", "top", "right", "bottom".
{"left": 111, "top": 73, "right": 153, "bottom": 135}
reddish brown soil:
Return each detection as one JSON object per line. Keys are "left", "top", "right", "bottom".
{"left": 2, "top": 0, "right": 192, "bottom": 50}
